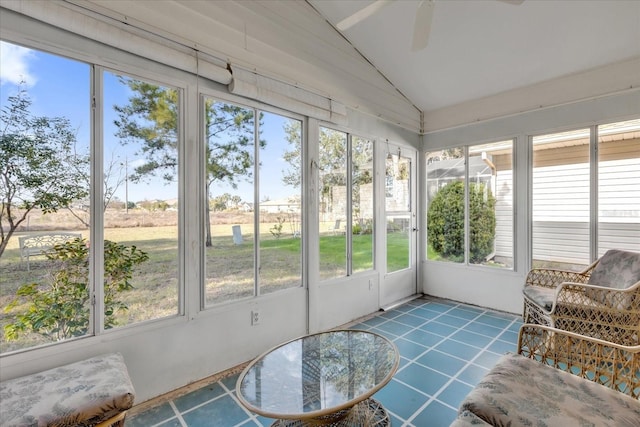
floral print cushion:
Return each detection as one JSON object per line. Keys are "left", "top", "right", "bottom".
{"left": 0, "top": 353, "right": 135, "bottom": 427}
{"left": 588, "top": 249, "right": 640, "bottom": 289}
{"left": 450, "top": 410, "right": 492, "bottom": 426}
{"left": 459, "top": 353, "right": 640, "bottom": 427}
{"left": 586, "top": 249, "right": 640, "bottom": 310}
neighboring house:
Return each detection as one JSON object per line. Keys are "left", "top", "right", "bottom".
{"left": 426, "top": 129, "right": 640, "bottom": 265}
{"left": 259, "top": 197, "right": 301, "bottom": 214}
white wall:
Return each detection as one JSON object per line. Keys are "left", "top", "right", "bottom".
{"left": 421, "top": 90, "right": 640, "bottom": 314}
{"left": 0, "top": 2, "right": 419, "bottom": 404}
{"left": 1, "top": 0, "right": 638, "bottom": 406}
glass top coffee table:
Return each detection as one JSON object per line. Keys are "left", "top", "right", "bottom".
{"left": 236, "top": 330, "right": 399, "bottom": 426}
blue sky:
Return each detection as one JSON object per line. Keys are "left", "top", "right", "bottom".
{"left": 0, "top": 41, "right": 299, "bottom": 205}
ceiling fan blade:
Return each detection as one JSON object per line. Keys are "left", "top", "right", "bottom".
{"left": 412, "top": 0, "right": 434, "bottom": 51}
{"left": 336, "top": 0, "right": 393, "bottom": 31}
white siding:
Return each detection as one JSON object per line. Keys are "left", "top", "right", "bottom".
{"left": 494, "top": 169, "right": 513, "bottom": 260}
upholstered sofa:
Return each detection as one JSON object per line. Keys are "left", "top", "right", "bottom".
{"left": 450, "top": 324, "right": 640, "bottom": 427}
{"left": 0, "top": 352, "right": 135, "bottom": 427}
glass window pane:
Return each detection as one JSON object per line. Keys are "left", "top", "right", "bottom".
{"left": 105, "top": 72, "right": 180, "bottom": 327}
{"left": 259, "top": 112, "right": 302, "bottom": 294}
{"left": 352, "top": 136, "right": 374, "bottom": 273}
{"left": 204, "top": 99, "right": 256, "bottom": 305}
{"left": 1, "top": 42, "right": 91, "bottom": 352}
{"left": 532, "top": 128, "right": 590, "bottom": 271}
{"left": 597, "top": 119, "right": 640, "bottom": 255}
{"left": 468, "top": 140, "right": 513, "bottom": 268}
{"left": 386, "top": 153, "right": 411, "bottom": 272}
{"left": 319, "top": 127, "right": 347, "bottom": 280}
{"left": 425, "top": 148, "right": 465, "bottom": 263}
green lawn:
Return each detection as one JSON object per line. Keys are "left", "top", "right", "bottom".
{"left": 1, "top": 226, "right": 410, "bottom": 353}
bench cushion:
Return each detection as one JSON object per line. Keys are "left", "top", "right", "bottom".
{"left": 459, "top": 353, "right": 640, "bottom": 427}
{"left": 0, "top": 353, "right": 134, "bottom": 427}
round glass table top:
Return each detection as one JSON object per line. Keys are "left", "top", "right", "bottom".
{"left": 236, "top": 330, "right": 399, "bottom": 420}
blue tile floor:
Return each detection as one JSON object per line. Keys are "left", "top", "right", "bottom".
{"left": 127, "top": 296, "right": 523, "bottom": 427}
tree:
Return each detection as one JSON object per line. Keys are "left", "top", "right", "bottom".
{"left": 0, "top": 89, "right": 89, "bottom": 258}
{"left": 113, "top": 78, "right": 263, "bottom": 246}
{"left": 282, "top": 120, "right": 303, "bottom": 188}
{"left": 426, "top": 180, "right": 496, "bottom": 263}
{"left": 282, "top": 126, "right": 372, "bottom": 217}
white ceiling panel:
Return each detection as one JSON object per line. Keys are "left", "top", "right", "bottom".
{"left": 309, "top": 0, "right": 640, "bottom": 112}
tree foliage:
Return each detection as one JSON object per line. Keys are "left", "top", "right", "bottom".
{"left": 282, "top": 120, "right": 303, "bottom": 188}
{"left": 427, "top": 181, "right": 496, "bottom": 263}
{"left": 0, "top": 89, "right": 89, "bottom": 258}
{"left": 113, "top": 79, "right": 179, "bottom": 182}
{"left": 4, "top": 238, "right": 148, "bottom": 341}
{"left": 113, "top": 79, "right": 264, "bottom": 246}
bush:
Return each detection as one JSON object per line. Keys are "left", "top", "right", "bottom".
{"left": 427, "top": 181, "right": 495, "bottom": 263}
{"left": 4, "top": 238, "right": 148, "bottom": 341}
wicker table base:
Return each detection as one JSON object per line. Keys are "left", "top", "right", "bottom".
{"left": 270, "top": 398, "right": 390, "bottom": 427}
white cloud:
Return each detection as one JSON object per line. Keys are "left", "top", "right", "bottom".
{"left": 0, "top": 41, "right": 37, "bottom": 87}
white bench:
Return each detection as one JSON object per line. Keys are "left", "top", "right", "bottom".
{"left": 18, "top": 232, "right": 82, "bottom": 270}
{"left": 0, "top": 353, "right": 135, "bottom": 427}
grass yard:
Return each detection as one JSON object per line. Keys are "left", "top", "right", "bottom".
{"left": 1, "top": 216, "right": 410, "bottom": 353}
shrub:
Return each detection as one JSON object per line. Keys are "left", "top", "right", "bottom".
{"left": 4, "top": 238, "right": 148, "bottom": 341}
{"left": 427, "top": 181, "right": 495, "bottom": 263}
{"left": 270, "top": 216, "right": 285, "bottom": 239}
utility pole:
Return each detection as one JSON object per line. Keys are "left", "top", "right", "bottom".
{"left": 125, "top": 157, "right": 129, "bottom": 214}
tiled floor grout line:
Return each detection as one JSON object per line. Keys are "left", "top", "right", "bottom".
{"left": 129, "top": 298, "right": 524, "bottom": 427}
{"left": 364, "top": 303, "right": 481, "bottom": 424}
{"left": 403, "top": 302, "right": 523, "bottom": 425}
{"left": 169, "top": 400, "right": 189, "bottom": 427}
{"left": 390, "top": 300, "right": 522, "bottom": 426}
{"left": 401, "top": 303, "right": 492, "bottom": 425}
{"left": 174, "top": 390, "right": 231, "bottom": 421}
{"left": 219, "top": 380, "right": 267, "bottom": 427}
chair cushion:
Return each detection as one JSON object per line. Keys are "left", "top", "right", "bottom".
{"left": 523, "top": 285, "right": 555, "bottom": 311}
{"left": 586, "top": 249, "right": 640, "bottom": 310}
{"left": 588, "top": 249, "right": 640, "bottom": 289}
{"left": 459, "top": 353, "right": 640, "bottom": 427}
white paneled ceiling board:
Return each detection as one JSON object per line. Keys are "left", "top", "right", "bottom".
{"left": 59, "top": 0, "right": 421, "bottom": 132}
{"left": 4, "top": 0, "right": 639, "bottom": 133}
{"left": 310, "top": 0, "right": 640, "bottom": 131}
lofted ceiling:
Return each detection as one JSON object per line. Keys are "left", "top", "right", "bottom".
{"left": 308, "top": 0, "right": 640, "bottom": 114}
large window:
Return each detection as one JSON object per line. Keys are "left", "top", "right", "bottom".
{"left": 426, "top": 140, "right": 513, "bottom": 268}
{"left": 597, "top": 120, "right": 640, "bottom": 256}
{"left": 532, "top": 120, "right": 640, "bottom": 271}
{"left": 0, "top": 41, "right": 181, "bottom": 354}
{"left": 352, "top": 136, "right": 374, "bottom": 273}
{"left": 103, "top": 71, "right": 180, "bottom": 327}
{"left": 1, "top": 43, "right": 91, "bottom": 352}
{"left": 532, "top": 128, "right": 590, "bottom": 270}
{"left": 318, "top": 127, "right": 374, "bottom": 280}
{"left": 426, "top": 148, "right": 464, "bottom": 263}
{"left": 385, "top": 151, "right": 412, "bottom": 273}
{"left": 203, "top": 100, "right": 302, "bottom": 306}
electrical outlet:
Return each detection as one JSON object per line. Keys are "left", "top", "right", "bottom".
{"left": 251, "top": 310, "right": 261, "bottom": 326}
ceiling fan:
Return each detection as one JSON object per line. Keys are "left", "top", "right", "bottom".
{"left": 336, "top": 0, "right": 524, "bottom": 52}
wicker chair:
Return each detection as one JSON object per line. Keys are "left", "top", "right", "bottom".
{"left": 522, "top": 249, "right": 640, "bottom": 345}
